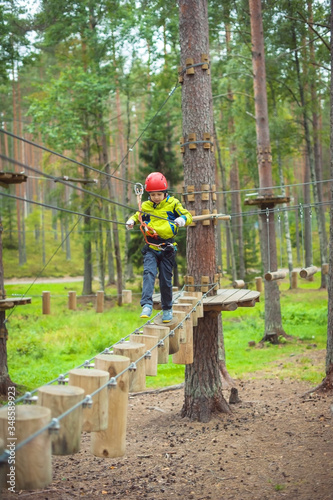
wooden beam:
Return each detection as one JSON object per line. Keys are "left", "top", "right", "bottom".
{"left": 299, "top": 266, "right": 318, "bottom": 279}
{"left": 264, "top": 270, "right": 287, "bottom": 281}
{"left": 192, "top": 213, "right": 230, "bottom": 221}
{"left": 204, "top": 302, "right": 238, "bottom": 313}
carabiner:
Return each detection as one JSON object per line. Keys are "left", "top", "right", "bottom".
{"left": 134, "top": 183, "right": 144, "bottom": 196}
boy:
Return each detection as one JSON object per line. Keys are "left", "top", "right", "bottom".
{"left": 126, "top": 172, "right": 192, "bottom": 322}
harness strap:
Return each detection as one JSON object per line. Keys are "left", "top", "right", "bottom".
{"left": 134, "top": 183, "right": 168, "bottom": 250}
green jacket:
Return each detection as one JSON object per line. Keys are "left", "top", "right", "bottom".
{"left": 130, "top": 195, "right": 193, "bottom": 244}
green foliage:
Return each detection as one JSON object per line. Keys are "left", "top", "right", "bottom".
{"left": 3, "top": 280, "right": 328, "bottom": 394}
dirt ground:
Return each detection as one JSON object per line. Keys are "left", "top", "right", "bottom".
{"left": 2, "top": 353, "right": 333, "bottom": 500}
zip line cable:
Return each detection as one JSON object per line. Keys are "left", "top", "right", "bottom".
{"left": 0, "top": 83, "right": 183, "bottom": 321}
{"left": 4, "top": 219, "right": 80, "bottom": 323}
{"left": 0, "top": 153, "right": 139, "bottom": 214}
{"left": 0, "top": 285, "right": 215, "bottom": 461}
{"left": 0, "top": 190, "right": 125, "bottom": 225}
{"left": 0, "top": 128, "right": 136, "bottom": 187}
{"left": 2, "top": 127, "right": 332, "bottom": 199}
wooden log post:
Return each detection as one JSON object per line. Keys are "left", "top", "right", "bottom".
{"left": 91, "top": 354, "right": 130, "bottom": 458}
{"left": 322, "top": 263, "right": 329, "bottom": 275}
{"left": 291, "top": 271, "right": 298, "bottom": 289}
{"left": 0, "top": 437, "right": 4, "bottom": 490}
{"left": 142, "top": 324, "right": 170, "bottom": 364}
{"left": 172, "top": 303, "right": 194, "bottom": 365}
{"left": 122, "top": 290, "right": 132, "bottom": 304}
{"left": 264, "top": 270, "right": 287, "bottom": 281}
{"left": 96, "top": 291, "right": 104, "bottom": 313}
{"left": 38, "top": 385, "right": 84, "bottom": 455}
{"left": 177, "top": 296, "right": 199, "bottom": 326}
{"left": 255, "top": 277, "right": 263, "bottom": 292}
{"left": 0, "top": 405, "right": 52, "bottom": 491}
{"left": 184, "top": 290, "right": 204, "bottom": 317}
{"left": 232, "top": 279, "right": 245, "bottom": 289}
{"left": 68, "top": 368, "right": 109, "bottom": 432}
{"left": 42, "top": 291, "right": 51, "bottom": 315}
{"left": 154, "top": 310, "right": 186, "bottom": 353}
{"left": 201, "top": 276, "right": 210, "bottom": 293}
{"left": 130, "top": 333, "right": 158, "bottom": 376}
{"left": 68, "top": 291, "right": 77, "bottom": 311}
{"left": 113, "top": 341, "right": 146, "bottom": 392}
{"left": 299, "top": 266, "right": 318, "bottom": 279}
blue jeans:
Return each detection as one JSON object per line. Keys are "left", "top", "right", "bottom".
{"left": 141, "top": 246, "right": 175, "bottom": 311}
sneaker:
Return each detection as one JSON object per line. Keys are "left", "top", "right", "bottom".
{"left": 140, "top": 304, "right": 152, "bottom": 318}
{"left": 162, "top": 309, "right": 173, "bottom": 323}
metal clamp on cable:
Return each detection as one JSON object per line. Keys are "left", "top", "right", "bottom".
{"left": 57, "top": 374, "right": 69, "bottom": 385}
{"left": 49, "top": 418, "right": 60, "bottom": 434}
{"left": 23, "top": 392, "right": 38, "bottom": 404}
{"left": 83, "top": 360, "right": 94, "bottom": 368}
{"left": 82, "top": 395, "right": 93, "bottom": 408}
{"left": 108, "top": 377, "right": 117, "bottom": 388}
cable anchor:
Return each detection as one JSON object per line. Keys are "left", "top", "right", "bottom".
{"left": 49, "top": 418, "right": 60, "bottom": 434}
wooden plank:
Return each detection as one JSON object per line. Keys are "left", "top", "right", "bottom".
{"left": 153, "top": 289, "right": 260, "bottom": 312}
{"left": 0, "top": 297, "right": 32, "bottom": 308}
{"left": 204, "top": 302, "right": 238, "bottom": 313}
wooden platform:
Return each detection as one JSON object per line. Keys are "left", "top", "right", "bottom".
{"left": 0, "top": 297, "right": 32, "bottom": 310}
{"left": 244, "top": 194, "right": 290, "bottom": 206}
{"left": 153, "top": 288, "right": 260, "bottom": 313}
{"left": 0, "top": 171, "right": 28, "bottom": 188}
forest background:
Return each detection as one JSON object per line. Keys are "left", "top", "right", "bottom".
{"left": 0, "top": 0, "right": 331, "bottom": 294}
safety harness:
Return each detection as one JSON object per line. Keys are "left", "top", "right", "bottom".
{"left": 134, "top": 183, "right": 175, "bottom": 252}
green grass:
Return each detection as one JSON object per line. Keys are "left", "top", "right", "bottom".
{"left": 3, "top": 275, "right": 328, "bottom": 396}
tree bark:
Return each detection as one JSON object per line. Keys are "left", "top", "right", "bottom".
{"left": 82, "top": 134, "right": 93, "bottom": 296}
{"left": 0, "top": 219, "right": 14, "bottom": 395}
{"left": 179, "top": 0, "right": 230, "bottom": 421}
{"left": 100, "top": 122, "right": 123, "bottom": 306}
{"left": 291, "top": 16, "right": 328, "bottom": 284}
{"left": 319, "top": 0, "right": 333, "bottom": 393}
{"left": 249, "top": 0, "right": 286, "bottom": 342}
{"left": 308, "top": 0, "right": 328, "bottom": 289}
{"left": 214, "top": 123, "right": 234, "bottom": 277}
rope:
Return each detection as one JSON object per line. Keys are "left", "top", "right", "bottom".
{"left": 0, "top": 153, "right": 139, "bottom": 214}
{"left": 0, "top": 128, "right": 136, "bottom": 187}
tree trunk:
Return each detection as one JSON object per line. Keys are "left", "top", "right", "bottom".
{"left": 124, "top": 89, "right": 134, "bottom": 281}
{"left": 308, "top": 0, "right": 328, "bottom": 289}
{"left": 100, "top": 121, "right": 123, "bottom": 306}
{"left": 82, "top": 135, "right": 93, "bottom": 296}
{"left": 291, "top": 17, "right": 328, "bottom": 283}
{"left": 304, "top": 154, "right": 313, "bottom": 268}
{"left": 270, "top": 84, "right": 293, "bottom": 286}
{"left": 249, "top": 0, "right": 286, "bottom": 343}
{"left": 320, "top": 0, "right": 333, "bottom": 393}
{"left": 179, "top": 0, "right": 230, "bottom": 422}
{"left": 105, "top": 207, "right": 115, "bottom": 285}
{"left": 214, "top": 123, "right": 234, "bottom": 276}
{"left": 0, "top": 218, "right": 14, "bottom": 395}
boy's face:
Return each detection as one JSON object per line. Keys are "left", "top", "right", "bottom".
{"left": 149, "top": 191, "right": 165, "bottom": 204}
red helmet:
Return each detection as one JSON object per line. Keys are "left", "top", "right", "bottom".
{"left": 144, "top": 172, "right": 168, "bottom": 192}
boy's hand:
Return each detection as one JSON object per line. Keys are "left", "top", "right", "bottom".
{"left": 126, "top": 219, "right": 134, "bottom": 230}
{"left": 174, "top": 217, "right": 185, "bottom": 227}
